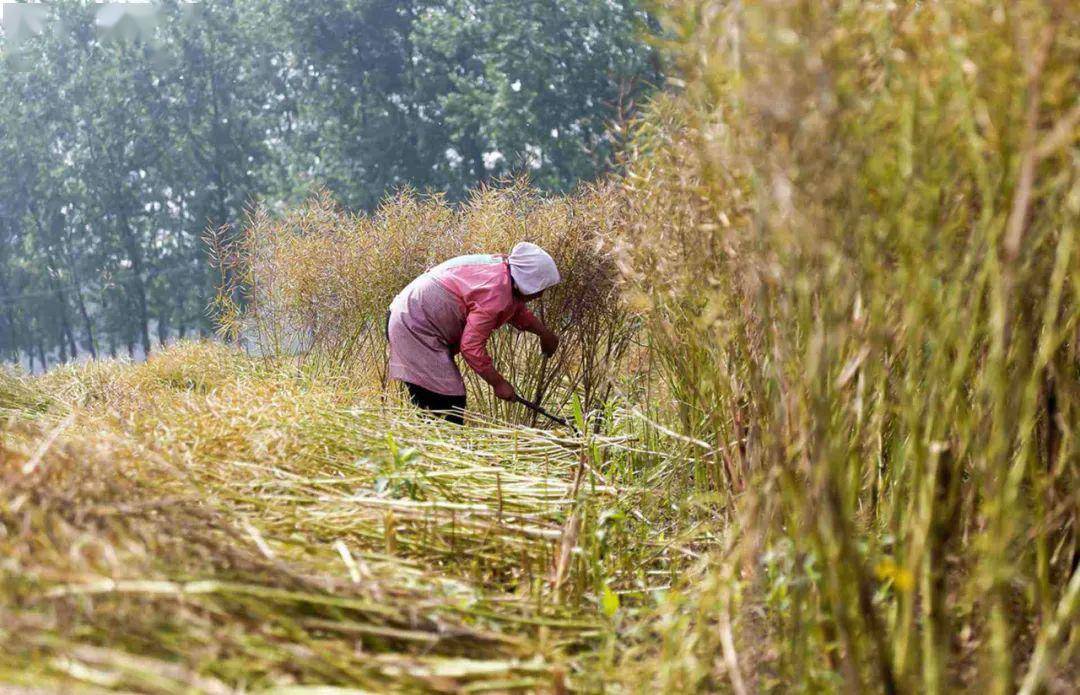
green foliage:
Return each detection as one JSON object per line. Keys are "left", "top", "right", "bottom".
{"left": 272, "top": 0, "right": 659, "bottom": 208}
{"left": 0, "top": 1, "right": 274, "bottom": 362}
{"left": 600, "top": 582, "right": 620, "bottom": 618}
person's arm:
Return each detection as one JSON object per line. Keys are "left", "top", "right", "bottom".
{"left": 460, "top": 309, "right": 516, "bottom": 400}
{"left": 510, "top": 303, "right": 559, "bottom": 356}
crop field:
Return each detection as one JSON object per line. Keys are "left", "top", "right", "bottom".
{"left": 2, "top": 1, "right": 1079, "bottom": 693}
{"left": 1, "top": 343, "right": 690, "bottom": 692}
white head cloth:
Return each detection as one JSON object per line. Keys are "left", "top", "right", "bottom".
{"left": 508, "top": 242, "right": 561, "bottom": 295}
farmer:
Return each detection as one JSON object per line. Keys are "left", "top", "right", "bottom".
{"left": 387, "top": 242, "right": 561, "bottom": 424}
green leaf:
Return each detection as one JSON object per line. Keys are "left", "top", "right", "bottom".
{"left": 571, "top": 393, "right": 585, "bottom": 432}
{"left": 597, "top": 508, "right": 625, "bottom": 525}
{"left": 600, "top": 583, "right": 619, "bottom": 618}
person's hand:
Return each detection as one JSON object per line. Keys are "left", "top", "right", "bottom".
{"left": 493, "top": 380, "right": 517, "bottom": 402}
{"left": 539, "top": 329, "right": 559, "bottom": 357}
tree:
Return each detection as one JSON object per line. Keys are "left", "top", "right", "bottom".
{"left": 411, "top": 0, "right": 658, "bottom": 196}
{"left": 271, "top": 0, "right": 659, "bottom": 207}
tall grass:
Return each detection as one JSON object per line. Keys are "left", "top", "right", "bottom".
{"left": 208, "top": 182, "right": 638, "bottom": 421}
{"left": 615, "top": 1, "right": 1079, "bottom": 691}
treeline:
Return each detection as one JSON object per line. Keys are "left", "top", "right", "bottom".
{"left": 0, "top": 0, "right": 659, "bottom": 370}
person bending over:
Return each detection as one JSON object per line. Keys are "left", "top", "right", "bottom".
{"left": 386, "top": 242, "right": 561, "bottom": 424}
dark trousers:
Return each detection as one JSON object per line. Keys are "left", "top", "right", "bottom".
{"left": 405, "top": 382, "right": 466, "bottom": 425}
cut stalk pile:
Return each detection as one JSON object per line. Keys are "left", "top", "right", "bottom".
{"left": 0, "top": 343, "right": 673, "bottom": 692}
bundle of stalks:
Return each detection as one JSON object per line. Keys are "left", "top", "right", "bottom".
{"left": 1, "top": 366, "right": 54, "bottom": 417}
{"left": 1, "top": 342, "right": 682, "bottom": 692}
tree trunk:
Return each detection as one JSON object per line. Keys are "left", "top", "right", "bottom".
{"left": 59, "top": 240, "right": 97, "bottom": 360}
{"left": 157, "top": 312, "right": 168, "bottom": 348}
{"left": 463, "top": 131, "right": 487, "bottom": 185}
{"left": 49, "top": 282, "right": 78, "bottom": 362}
{"left": 0, "top": 271, "right": 19, "bottom": 361}
{"left": 24, "top": 201, "right": 81, "bottom": 363}
{"left": 25, "top": 202, "right": 79, "bottom": 362}
{"left": 73, "top": 284, "right": 97, "bottom": 359}
{"left": 57, "top": 292, "right": 78, "bottom": 360}
{"left": 117, "top": 209, "right": 153, "bottom": 356}
{"left": 1, "top": 326, "right": 13, "bottom": 362}
{"left": 36, "top": 340, "right": 47, "bottom": 372}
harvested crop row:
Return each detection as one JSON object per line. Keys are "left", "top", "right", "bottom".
{"left": 1, "top": 344, "right": 670, "bottom": 692}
